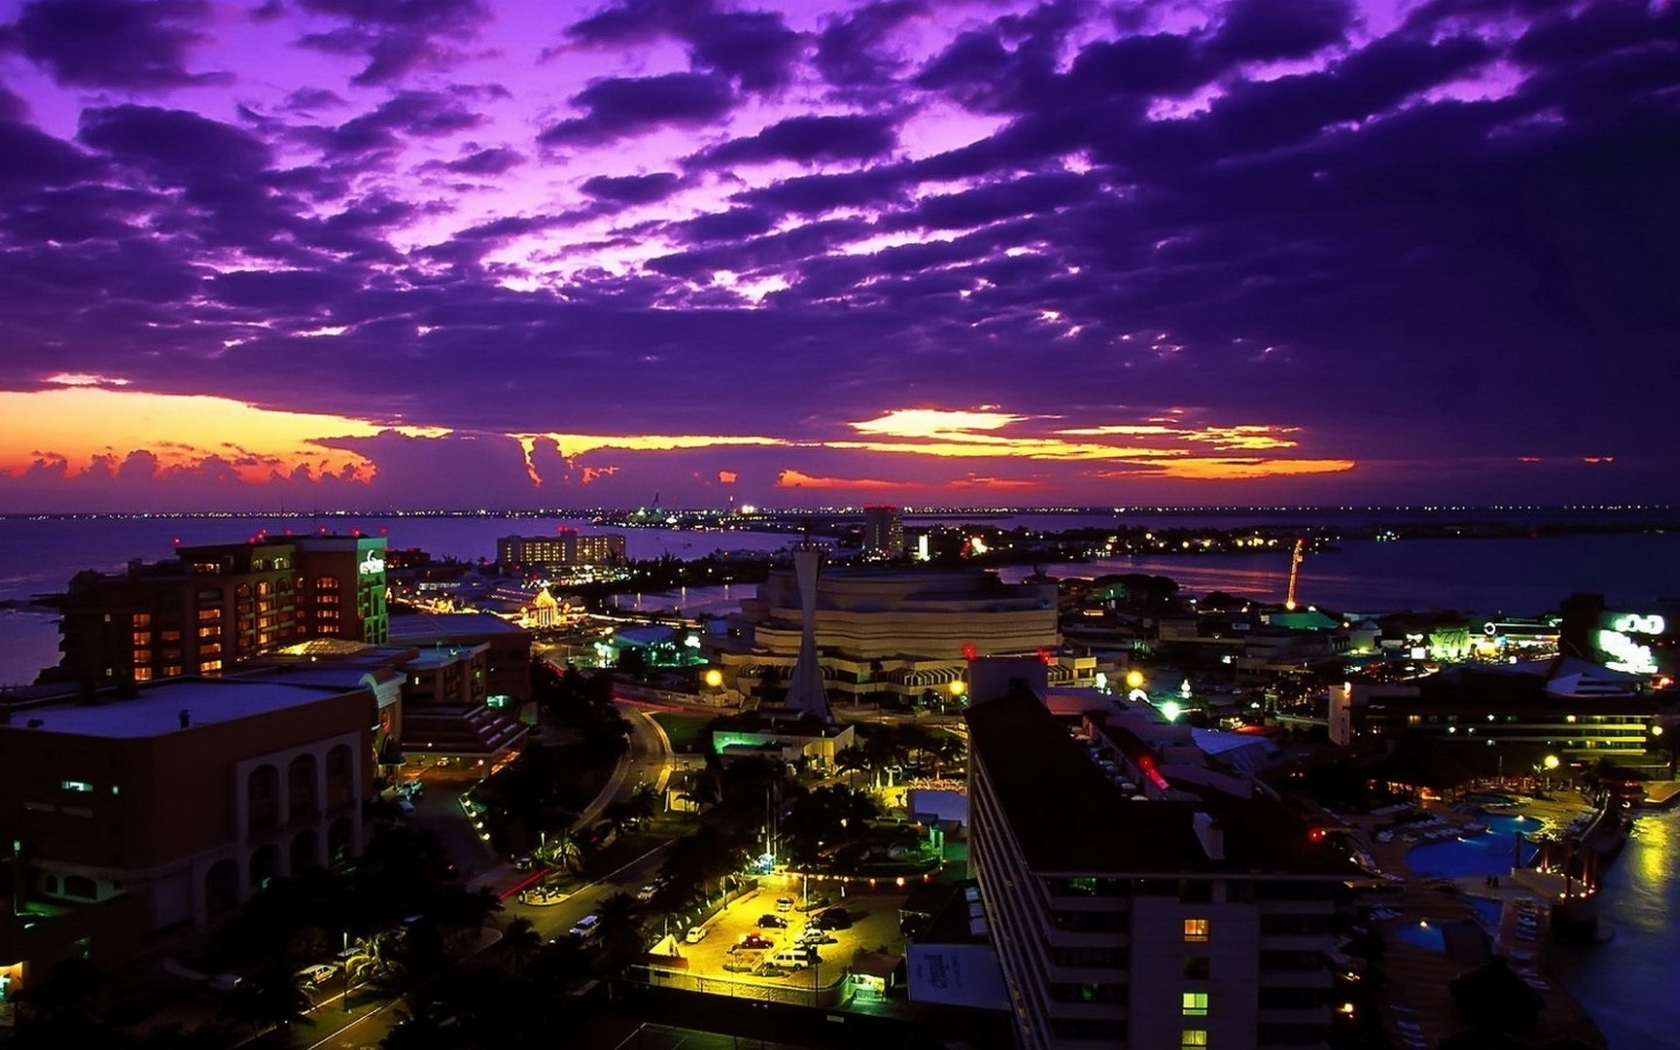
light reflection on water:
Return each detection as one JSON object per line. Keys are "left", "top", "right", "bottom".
{"left": 1553, "top": 809, "right": 1680, "bottom": 1049}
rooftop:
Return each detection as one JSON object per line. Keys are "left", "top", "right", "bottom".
{"left": 967, "top": 690, "right": 1345, "bottom": 877}
{"left": 388, "top": 609, "right": 529, "bottom": 643}
{"left": 1, "top": 677, "right": 360, "bottom": 739}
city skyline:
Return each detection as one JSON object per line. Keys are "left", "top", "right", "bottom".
{"left": 0, "top": 0, "right": 1675, "bottom": 513}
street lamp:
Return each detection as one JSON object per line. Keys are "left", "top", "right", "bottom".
{"left": 1125, "top": 669, "right": 1146, "bottom": 691}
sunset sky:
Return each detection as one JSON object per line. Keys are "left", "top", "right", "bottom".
{"left": 0, "top": 0, "right": 1674, "bottom": 512}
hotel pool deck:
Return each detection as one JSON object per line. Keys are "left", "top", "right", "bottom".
{"left": 1345, "top": 795, "right": 1609, "bottom": 1049}
{"left": 1404, "top": 811, "right": 1545, "bottom": 879}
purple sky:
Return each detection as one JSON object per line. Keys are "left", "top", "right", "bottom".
{"left": 0, "top": 0, "right": 1675, "bottom": 513}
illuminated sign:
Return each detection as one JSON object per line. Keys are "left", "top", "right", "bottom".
{"left": 358, "top": 551, "right": 386, "bottom": 576}
{"left": 1598, "top": 630, "right": 1659, "bottom": 674}
{"left": 1611, "top": 614, "right": 1665, "bottom": 636}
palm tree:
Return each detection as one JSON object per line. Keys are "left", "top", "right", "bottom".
{"left": 497, "top": 916, "right": 544, "bottom": 976}
{"left": 835, "top": 745, "right": 869, "bottom": 790}
{"left": 544, "top": 830, "right": 583, "bottom": 873}
{"left": 592, "top": 892, "right": 646, "bottom": 977}
{"left": 928, "top": 731, "right": 967, "bottom": 779}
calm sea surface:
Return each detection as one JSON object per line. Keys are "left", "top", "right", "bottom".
{"left": 0, "top": 510, "right": 1674, "bottom": 1044}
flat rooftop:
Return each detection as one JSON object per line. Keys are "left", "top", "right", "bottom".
{"left": 966, "top": 691, "right": 1345, "bottom": 876}
{"left": 2, "top": 678, "right": 359, "bottom": 739}
{"left": 388, "top": 610, "right": 529, "bottom": 642}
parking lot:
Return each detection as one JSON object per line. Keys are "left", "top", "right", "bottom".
{"left": 670, "top": 882, "right": 908, "bottom": 988}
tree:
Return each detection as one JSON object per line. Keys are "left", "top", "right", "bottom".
{"left": 220, "top": 957, "right": 313, "bottom": 1034}
{"left": 592, "top": 892, "right": 646, "bottom": 977}
{"left": 497, "top": 916, "right": 544, "bottom": 976}
{"left": 835, "top": 745, "right": 869, "bottom": 790}
{"left": 544, "top": 830, "right": 583, "bottom": 873}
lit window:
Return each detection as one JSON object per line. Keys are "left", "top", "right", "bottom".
{"left": 1181, "top": 1030, "right": 1208, "bottom": 1049}
{"left": 1183, "top": 991, "right": 1209, "bottom": 1016}
{"left": 1183, "top": 918, "right": 1210, "bottom": 943}
{"left": 61, "top": 780, "right": 95, "bottom": 793}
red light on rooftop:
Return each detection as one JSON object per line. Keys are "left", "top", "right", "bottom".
{"left": 962, "top": 642, "right": 978, "bottom": 662}
{"left": 1037, "top": 648, "right": 1054, "bottom": 666}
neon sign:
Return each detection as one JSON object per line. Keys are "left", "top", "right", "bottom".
{"left": 1611, "top": 614, "right": 1665, "bottom": 636}
{"left": 359, "top": 552, "right": 386, "bottom": 576}
{"left": 1598, "top": 630, "right": 1658, "bottom": 674}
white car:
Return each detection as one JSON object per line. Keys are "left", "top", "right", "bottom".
{"left": 636, "top": 884, "right": 658, "bottom": 902}
{"left": 685, "top": 925, "right": 708, "bottom": 944}
{"left": 569, "top": 914, "right": 601, "bottom": 940}
{"left": 296, "top": 963, "right": 339, "bottom": 986}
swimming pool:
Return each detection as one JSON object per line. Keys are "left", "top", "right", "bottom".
{"left": 1393, "top": 920, "right": 1448, "bottom": 953}
{"left": 1406, "top": 812, "right": 1542, "bottom": 878}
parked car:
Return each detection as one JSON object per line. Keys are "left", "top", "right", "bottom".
{"left": 732, "top": 933, "right": 774, "bottom": 952}
{"left": 512, "top": 854, "right": 536, "bottom": 871}
{"left": 395, "top": 798, "right": 416, "bottom": 818}
{"left": 775, "top": 896, "right": 794, "bottom": 912}
{"left": 811, "top": 907, "right": 851, "bottom": 930}
{"left": 296, "top": 963, "right": 339, "bottom": 986}
{"left": 757, "top": 914, "right": 788, "bottom": 928}
{"left": 796, "top": 928, "right": 837, "bottom": 945}
{"left": 768, "top": 947, "right": 819, "bottom": 969}
{"left": 637, "top": 884, "right": 658, "bottom": 902}
{"left": 684, "top": 925, "right": 708, "bottom": 944}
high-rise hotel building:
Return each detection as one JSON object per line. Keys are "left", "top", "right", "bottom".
{"left": 54, "top": 535, "right": 389, "bottom": 686}
{"left": 497, "top": 530, "right": 626, "bottom": 571}
{"left": 862, "top": 505, "right": 905, "bottom": 557}
{"left": 965, "top": 677, "right": 1347, "bottom": 1050}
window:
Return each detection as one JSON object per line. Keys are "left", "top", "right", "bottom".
{"left": 1181, "top": 1030, "right": 1208, "bottom": 1049}
{"left": 1183, "top": 956, "right": 1210, "bottom": 979}
{"left": 1183, "top": 918, "right": 1210, "bottom": 943}
{"left": 1183, "top": 991, "right": 1209, "bottom": 1016}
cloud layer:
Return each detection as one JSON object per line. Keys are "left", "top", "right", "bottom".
{"left": 0, "top": 0, "right": 1674, "bottom": 511}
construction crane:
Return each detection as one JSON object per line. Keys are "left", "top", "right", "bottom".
{"left": 1284, "top": 537, "right": 1306, "bottom": 610}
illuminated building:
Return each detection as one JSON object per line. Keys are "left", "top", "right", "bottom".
{"left": 0, "top": 675, "right": 376, "bottom": 974}
{"left": 1329, "top": 657, "right": 1661, "bottom": 770}
{"left": 53, "top": 535, "right": 388, "bottom": 686}
{"left": 964, "top": 666, "right": 1346, "bottom": 1050}
{"left": 708, "top": 566, "right": 1079, "bottom": 706}
{"left": 496, "top": 530, "right": 626, "bottom": 571}
{"left": 862, "top": 505, "right": 905, "bottom": 557}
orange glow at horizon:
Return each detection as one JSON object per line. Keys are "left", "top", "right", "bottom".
{"left": 1093, "top": 457, "right": 1357, "bottom": 480}
{"left": 0, "top": 387, "right": 443, "bottom": 484}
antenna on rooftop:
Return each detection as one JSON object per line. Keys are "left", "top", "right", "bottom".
{"left": 1285, "top": 537, "right": 1306, "bottom": 610}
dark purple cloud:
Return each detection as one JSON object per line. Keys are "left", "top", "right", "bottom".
{"left": 561, "top": 0, "right": 801, "bottom": 92}
{"left": 691, "top": 113, "right": 898, "bottom": 167}
{"left": 0, "top": 119, "right": 100, "bottom": 192}
{"left": 2, "top": 0, "right": 229, "bottom": 91}
{"left": 1206, "top": 0, "right": 1352, "bottom": 64}
{"left": 78, "top": 104, "right": 273, "bottom": 183}
{"left": 539, "top": 72, "right": 735, "bottom": 146}
{"left": 814, "top": 0, "right": 923, "bottom": 87}
{"left": 579, "top": 171, "right": 683, "bottom": 203}
{"left": 296, "top": 0, "right": 490, "bottom": 85}
{"left": 311, "top": 89, "right": 483, "bottom": 158}
{"left": 444, "top": 146, "right": 526, "bottom": 175}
